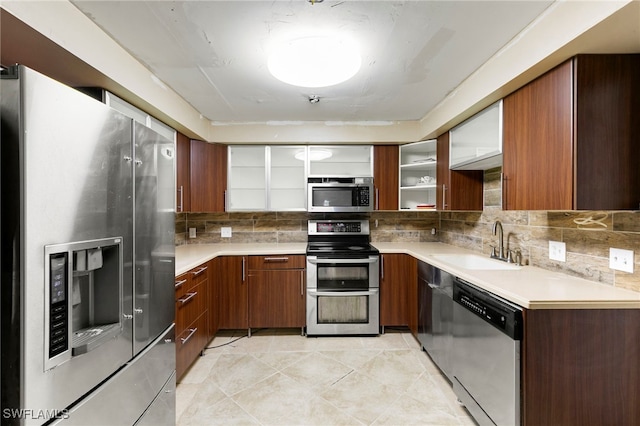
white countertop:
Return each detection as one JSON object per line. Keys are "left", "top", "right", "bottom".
{"left": 176, "top": 242, "right": 640, "bottom": 310}
{"left": 176, "top": 243, "right": 307, "bottom": 275}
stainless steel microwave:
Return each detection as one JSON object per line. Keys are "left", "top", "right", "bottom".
{"left": 307, "top": 177, "right": 373, "bottom": 212}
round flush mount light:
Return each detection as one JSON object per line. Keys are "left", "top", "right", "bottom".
{"left": 268, "top": 35, "right": 361, "bottom": 88}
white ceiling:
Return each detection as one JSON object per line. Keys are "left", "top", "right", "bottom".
{"left": 71, "top": 0, "right": 553, "bottom": 124}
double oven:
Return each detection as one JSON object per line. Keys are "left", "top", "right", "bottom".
{"left": 306, "top": 220, "right": 380, "bottom": 336}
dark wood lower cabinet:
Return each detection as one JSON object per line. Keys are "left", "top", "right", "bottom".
{"left": 380, "top": 254, "right": 417, "bottom": 330}
{"left": 248, "top": 255, "right": 306, "bottom": 329}
{"left": 215, "top": 256, "right": 248, "bottom": 330}
{"left": 522, "top": 309, "right": 640, "bottom": 425}
{"left": 213, "top": 255, "right": 306, "bottom": 331}
{"left": 175, "top": 263, "right": 209, "bottom": 380}
{"left": 248, "top": 269, "right": 306, "bottom": 328}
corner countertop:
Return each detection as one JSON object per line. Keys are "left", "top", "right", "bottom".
{"left": 176, "top": 242, "right": 640, "bottom": 310}
{"left": 176, "top": 243, "right": 307, "bottom": 275}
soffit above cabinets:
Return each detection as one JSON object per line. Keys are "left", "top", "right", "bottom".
{"left": 70, "top": 1, "right": 553, "bottom": 123}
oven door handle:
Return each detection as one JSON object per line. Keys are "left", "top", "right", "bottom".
{"left": 307, "top": 257, "right": 378, "bottom": 265}
{"left": 307, "top": 289, "right": 379, "bottom": 297}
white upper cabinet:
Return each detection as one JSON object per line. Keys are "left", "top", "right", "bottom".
{"left": 449, "top": 100, "right": 503, "bottom": 170}
{"left": 227, "top": 145, "right": 373, "bottom": 211}
{"left": 227, "top": 146, "right": 306, "bottom": 211}
{"left": 228, "top": 146, "right": 267, "bottom": 211}
{"left": 308, "top": 145, "right": 373, "bottom": 177}
{"left": 269, "top": 146, "right": 307, "bottom": 211}
{"left": 399, "top": 140, "right": 437, "bottom": 210}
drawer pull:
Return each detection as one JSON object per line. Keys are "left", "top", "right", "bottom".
{"left": 264, "top": 257, "right": 289, "bottom": 262}
{"left": 192, "top": 266, "right": 208, "bottom": 276}
{"left": 175, "top": 279, "right": 187, "bottom": 290}
{"left": 178, "top": 292, "right": 197, "bottom": 305}
{"left": 180, "top": 328, "right": 197, "bottom": 344}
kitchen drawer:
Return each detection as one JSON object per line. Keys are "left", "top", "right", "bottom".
{"left": 176, "top": 313, "right": 207, "bottom": 379}
{"left": 248, "top": 255, "right": 305, "bottom": 270}
{"left": 176, "top": 282, "right": 205, "bottom": 336}
{"left": 189, "top": 263, "right": 209, "bottom": 287}
{"left": 175, "top": 272, "right": 190, "bottom": 299}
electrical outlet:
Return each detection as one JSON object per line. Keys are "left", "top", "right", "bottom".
{"left": 189, "top": 227, "right": 196, "bottom": 238}
{"left": 609, "top": 248, "right": 634, "bottom": 273}
{"left": 221, "top": 227, "right": 232, "bottom": 238}
{"left": 549, "top": 241, "right": 566, "bottom": 262}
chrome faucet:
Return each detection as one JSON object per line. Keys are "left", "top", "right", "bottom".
{"left": 492, "top": 220, "right": 505, "bottom": 260}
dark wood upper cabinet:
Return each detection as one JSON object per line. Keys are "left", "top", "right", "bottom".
{"left": 175, "top": 132, "right": 191, "bottom": 213}
{"left": 502, "top": 54, "right": 640, "bottom": 210}
{"left": 373, "top": 145, "right": 399, "bottom": 210}
{"left": 189, "top": 139, "right": 227, "bottom": 212}
{"left": 436, "top": 132, "right": 483, "bottom": 210}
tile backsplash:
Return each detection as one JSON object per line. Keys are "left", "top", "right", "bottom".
{"left": 176, "top": 168, "right": 639, "bottom": 293}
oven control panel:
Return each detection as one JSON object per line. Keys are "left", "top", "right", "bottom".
{"left": 308, "top": 219, "right": 370, "bottom": 235}
{"left": 318, "top": 222, "right": 359, "bottom": 233}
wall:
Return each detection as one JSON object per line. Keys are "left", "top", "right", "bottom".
{"left": 175, "top": 211, "right": 440, "bottom": 245}
{"left": 439, "top": 168, "right": 640, "bottom": 293}
{"left": 176, "top": 181, "right": 640, "bottom": 294}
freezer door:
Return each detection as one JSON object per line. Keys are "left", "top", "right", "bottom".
{"left": 50, "top": 325, "right": 176, "bottom": 426}
{"left": 132, "top": 122, "right": 176, "bottom": 355}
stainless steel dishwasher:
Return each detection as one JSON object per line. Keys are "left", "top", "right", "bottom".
{"left": 452, "top": 278, "right": 523, "bottom": 426}
{"left": 417, "top": 261, "right": 454, "bottom": 380}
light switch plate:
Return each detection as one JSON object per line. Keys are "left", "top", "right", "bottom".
{"left": 189, "top": 227, "right": 196, "bottom": 238}
{"left": 609, "top": 248, "right": 634, "bottom": 273}
{"left": 221, "top": 227, "right": 232, "bottom": 238}
{"left": 549, "top": 241, "right": 566, "bottom": 262}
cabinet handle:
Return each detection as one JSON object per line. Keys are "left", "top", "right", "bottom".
{"left": 224, "top": 190, "right": 228, "bottom": 212}
{"left": 177, "top": 185, "right": 183, "bottom": 212}
{"left": 300, "top": 270, "right": 304, "bottom": 296}
{"left": 175, "top": 279, "right": 187, "bottom": 290}
{"left": 264, "top": 257, "right": 289, "bottom": 262}
{"left": 380, "top": 255, "right": 385, "bottom": 280}
{"left": 501, "top": 173, "right": 507, "bottom": 210}
{"left": 442, "top": 184, "right": 447, "bottom": 209}
{"left": 242, "top": 257, "right": 246, "bottom": 282}
{"left": 192, "top": 266, "right": 208, "bottom": 276}
{"left": 178, "top": 292, "right": 197, "bottom": 305}
{"left": 375, "top": 187, "right": 379, "bottom": 210}
{"left": 181, "top": 328, "right": 197, "bottom": 344}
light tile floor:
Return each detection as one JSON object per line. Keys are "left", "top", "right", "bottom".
{"left": 176, "top": 329, "right": 476, "bottom": 425}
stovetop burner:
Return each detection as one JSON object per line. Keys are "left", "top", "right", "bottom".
{"left": 306, "top": 219, "right": 379, "bottom": 257}
{"left": 306, "top": 242, "right": 379, "bottom": 257}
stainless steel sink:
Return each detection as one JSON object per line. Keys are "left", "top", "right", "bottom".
{"left": 432, "top": 254, "right": 521, "bottom": 270}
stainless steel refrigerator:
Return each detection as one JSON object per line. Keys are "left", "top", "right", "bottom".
{"left": 1, "top": 65, "right": 176, "bottom": 425}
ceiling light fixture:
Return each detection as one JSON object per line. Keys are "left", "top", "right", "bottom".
{"left": 268, "top": 35, "right": 361, "bottom": 88}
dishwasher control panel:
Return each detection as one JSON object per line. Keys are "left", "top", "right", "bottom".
{"left": 454, "top": 278, "right": 522, "bottom": 340}
{"left": 458, "top": 293, "right": 507, "bottom": 330}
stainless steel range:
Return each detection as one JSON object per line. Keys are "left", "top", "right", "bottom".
{"left": 306, "top": 219, "right": 380, "bottom": 336}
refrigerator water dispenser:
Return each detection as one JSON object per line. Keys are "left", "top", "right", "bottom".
{"left": 44, "top": 237, "right": 123, "bottom": 370}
